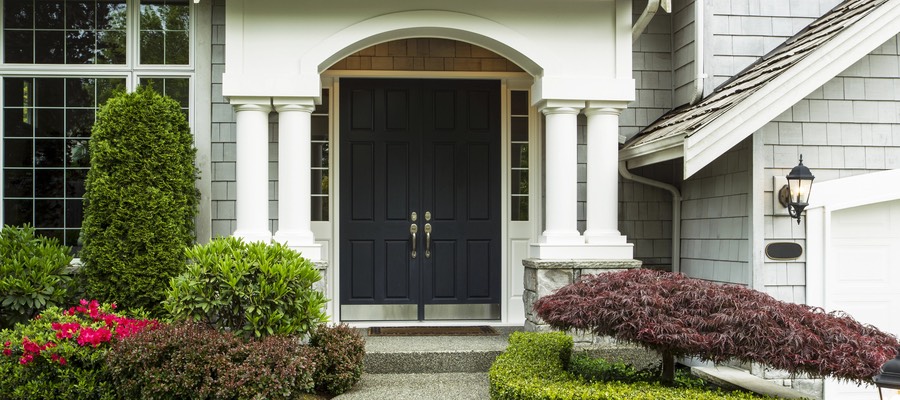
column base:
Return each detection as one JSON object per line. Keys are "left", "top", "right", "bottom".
{"left": 583, "top": 229, "right": 629, "bottom": 245}
{"left": 232, "top": 230, "right": 272, "bottom": 244}
{"left": 529, "top": 242, "right": 634, "bottom": 259}
{"left": 273, "top": 230, "right": 322, "bottom": 260}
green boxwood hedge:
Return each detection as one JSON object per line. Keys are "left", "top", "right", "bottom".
{"left": 488, "top": 331, "right": 769, "bottom": 400}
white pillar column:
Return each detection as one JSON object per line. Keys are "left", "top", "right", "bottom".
{"left": 273, "top": 99, "right": 322, "bottom": 260}
{"left": 540, "top": 105, "right": 583, "bottom": 244}
{"left": 584, "top": 106, "right": 627, "bottom": 244}
{"left": 232, "top": 98, "right": 272, "bottom": 243}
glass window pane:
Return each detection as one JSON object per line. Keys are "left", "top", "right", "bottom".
{"left": 167, "top": 1, "right": 191, "bottom": 31}
{"left": 311, "top": 116, "right": 328, "bottom": 140}
{"left": 35, "top": 229, "right": 64, "bottom": 242}
{"left": 311, "top": 196, "right": 328, "bottom": 222}
{"left": 35, "top": 139, "right": 65, "bottom": 167}
{"left": 35, "top": 1, "right": 65, "bottom": 29}
{"left": 511, "top": 143, "right": 528, "bottom": 168}
{"left": 66, "top": 140, "right": 91, "bottom": 167}
{"left": 315, "top": 90, "right": 330, "bottom": 114}
{"left": 4, "top": 139, "right": 33, "bottom": 167}
{"left": 140, "top": 30, "right": 164, "bottom": 64}
{"left": 4, "top": 78, "right": 32, "bottom": 107}
{"left": 36, "top": 78, "right": 65, "bottom": 107}
{"left": 35, "top": 200, "right": 64, "bottom": 227}
{"left": 311, "top": 170, "right": 328, "bottom": 195}
{"left": 66, "top": 78, "right": 96, "bottom": 107}
{"left": 4, "top": 169, "right": 33, "bottom": 197}
{"left": 66, "top": 169, "right": 88, "bottom": 197}
{"left": 165, "top": 30, "right": 189, "bottom": 64}
{"left": 4, "top": 109, "right": 35, "bottom": 137}
{"left": 140, "top": 3, "right": 163, "bottom": 30}
{"left": 311, "top": 143, "right": 328, "bottom": 168}
{"left": 4, "top": 0, "right": 34, "bottom": 29}
{"left": 511, "top": 196, "right": 529, "bottom": 221}
{"left": 511, "top": 117, "right": 528, "bottom": 142}
{"left": 96, "top": 30, "right": 126, "bottom": 64}
{"left": 66, "top": 110, "right": 95, "bottom": 138}
{"left": 36, "top": 109, "right": 65, "bottom": 137}
{"left": 66, "top": 2, "right": 96, "bottom": 30}
{"left": 66, "top": 200, "right": 84, "bottom": 227}
{"left": 4, "top": 31, "right": 34, "bottom": 63}
{"left": 97, "top": 78, "right": 126, "bottom": 103}
{"left": 166, "top": 78, "right": 189, "bottom": 107}
{"left": 511, "top": 170, "right": 528, "bottom": 195}
{"left": 35, "top": 31, "right": 65, "bottom": 64}
{"left": 35, "top": 169, "right": 64, "bottom": 197}
{"left": 511, "top": 91, "right": 528, "bottom": 116}
{"left": 4, "top": 199, "right": 33, "bottom": 226}
{"left": 97, "top": 1, "right": 127, "bottom": 30}
{"left": 65, "top": 228, "right": 81, "bottom": 249}
{"left": 66, "top": 30, "right": 97, "bottom": 64}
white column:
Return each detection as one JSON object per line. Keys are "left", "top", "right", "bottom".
{"left": 273, "top": 99, "right": 322, "bottom": 260}
{"left": 232, "top": 98, "right": 272, "bottom": 243}
{"left": 540, "top": 106, "right": 583, "bottom": 244}
{"left": 583, "top": 106, "right": 627, "bottom": 244}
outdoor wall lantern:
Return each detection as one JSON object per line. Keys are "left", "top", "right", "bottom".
{"left": 874, "top": 349, "right": 900, "bottom": 400}
{"left": 777, "top": 155, "right": 815, "bottom": 225}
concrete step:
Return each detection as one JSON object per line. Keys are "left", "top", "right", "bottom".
{"left": 332, "top": 373, "right": 489, "bottom": 400}
{"left": 360, "top": 326, "right": 519, "bottom": 374}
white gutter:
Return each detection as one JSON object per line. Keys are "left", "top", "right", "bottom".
{"left": 619, "top": 161, "right": 682, "bottom": 273}
{"left": 633, "top": 0, "right": 672, "bottom": 43}
{"left": 689, "top": 0, "right": 706, "bottom": 104}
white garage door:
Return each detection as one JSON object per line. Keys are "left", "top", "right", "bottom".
{"left": 824, "top": 199, "right": 900, "bottom": 400}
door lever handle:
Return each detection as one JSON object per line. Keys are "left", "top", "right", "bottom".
{"left": 424, "top": 223, "right": 432, "bottom": 258}
{"left": 410, "top": 223, "right": 418, "bottom": 259}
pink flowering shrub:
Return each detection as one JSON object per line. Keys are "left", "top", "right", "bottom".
{"left": 0, "top": 299, "right": 158, "bottom": 400}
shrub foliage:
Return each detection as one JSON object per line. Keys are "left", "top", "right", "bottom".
{"left": 533, "top": 269, "right": 900, "bottom": 385}
{"left": 0, "top": 225, "right": 74, "bottom": 329}
{"left": 0, "top": 300, "right": 157, "bottom": 400}
{"left": 310, "top": 324, "right": 366, "bottom": 395}
{"left": 107, "top": 322, "right": 319, "bottom": 400}
{"left": 164, "top": 237, "right": 328, "bottom": 338}
{"left": 80, "top": 85, "right": 199, "bottom": 315}
{"left": 489, "top": 331, "right": 762, "bottom": 400}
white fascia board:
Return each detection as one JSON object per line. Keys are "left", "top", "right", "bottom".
{"left": 807, "top": 168, "right": 900, "bottom": 212}
{"left": 624, "top": 146, "right": 684, "bottom": 169}
{"left": 618, "top": 133, "right": 685, "bottom": 163}
{"left": 683, "top": 0, "right": 900, "bottom": 178}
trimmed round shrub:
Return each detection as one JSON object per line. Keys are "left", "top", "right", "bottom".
{"left": 0, "top": 224, "right": 74, "bottom": 329}
{"left": 534, "top": 269, "right": 900, "bottom": 385}
{"left": 107, "top": 322, "right": 319, "bottom": 400}
{"left": 489, "top": 331, "right": 764, "bottom": 400}
{"left": 163, "top": 237, "right": 328, "bottom": 338}
{"left": 80, "top": 85, "right": 199, "bottom": 316}
{"left": 310, "top": 324, "right": 365, "bottom": 395}
{"left": 0, "top": 300, "right": 158, "bottom": 400}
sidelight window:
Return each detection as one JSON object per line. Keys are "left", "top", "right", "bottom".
{"left": 311, "top": 89, "right": 330, "bottom": 221}
{"left": 510, "top": 90, "right": 529, "bottom": 221}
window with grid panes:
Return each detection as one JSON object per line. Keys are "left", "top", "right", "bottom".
{"left": 510, "top": 90, "right": 529, "bottom": 221}
{"left": 1, "top": 0, "right": 193, "bottom": 250}
{"left": 311, "top": 90, "right": 329, "bottom": 221}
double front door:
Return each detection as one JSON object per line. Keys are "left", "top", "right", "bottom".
{"left": 339, "top": 78, "right": 501, "bottom": 321}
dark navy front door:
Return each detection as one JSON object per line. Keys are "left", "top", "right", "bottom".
{"left": 339, "top": 78, "right": 501, "bottom": 321}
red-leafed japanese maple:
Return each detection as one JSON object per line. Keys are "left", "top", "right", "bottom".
{"left": 533, "top": 269, "right": 899, "bottom": 385}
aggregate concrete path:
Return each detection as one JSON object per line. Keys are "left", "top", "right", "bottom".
{"left": 332, "top": 372, "right": 489, "bottom": 400}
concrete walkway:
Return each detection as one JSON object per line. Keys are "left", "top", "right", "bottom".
{"left": 333, "top": 372, "right": 489, "bottom": 400}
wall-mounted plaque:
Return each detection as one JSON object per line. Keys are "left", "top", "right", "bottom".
{"left": 765, "top": 242, "right": 803, "bottom": 260}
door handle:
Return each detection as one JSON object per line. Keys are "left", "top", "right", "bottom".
{"left": 410, "top": 223, "right": 418, "bottom": 259}
{"left": 424, "top": 223, "right": 432, "bottom": 259}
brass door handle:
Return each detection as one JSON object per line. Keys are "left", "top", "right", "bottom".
{"left": 410, "top": 223, "right": 418, "bottom": 259}
{"left": 424, "top": 223, "right": 432, "bottom": 258}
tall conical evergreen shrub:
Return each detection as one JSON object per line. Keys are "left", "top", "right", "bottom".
{"left": 81, "top": 86, "right": 199, "bottom": 315}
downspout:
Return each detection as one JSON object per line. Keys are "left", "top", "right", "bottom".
{"left": 689, "top": 0, "right": 706, "bottom": 104}
{"left": 633, "top": 0, "right": 671, "bottom": 42}
{"left": 618, "top": 161, "right": 682, "bottom": 273}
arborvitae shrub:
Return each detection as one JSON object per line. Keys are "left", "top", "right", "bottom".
{"left": 309, "top": 324, "right": 365, "bottom": 395}
{"left": 0, "top": 224, "right": 74, "bottom": 329}
{"left": 534, "top": 269, "right": 900, "bottom": 385}
{"left": 80, "top": 86, "right": 199, "bottom": 316}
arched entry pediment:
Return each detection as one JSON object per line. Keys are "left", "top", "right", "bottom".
{"left": 302, "top": 10, "right": 546, "bottom": 77}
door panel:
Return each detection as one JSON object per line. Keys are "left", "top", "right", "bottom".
{"left": 340, "top": 78, "right": 500, "bottom": 321}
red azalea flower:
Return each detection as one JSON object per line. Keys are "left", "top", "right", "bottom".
{"left": 3, "top": 341, "right": 9, "bottom": 347}
{"left": 2, "top": 349, "right": 10, "bottom": 356}
{"left": 58, "top": 357, "right": 67, "bottom": 366}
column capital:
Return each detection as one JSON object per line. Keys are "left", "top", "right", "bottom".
{"left": 272, "top": 97, "right": 317, "bottom": 113}
{"left": 230, "top": 96, "right": 272, "bottom": 113}
{"left": 584, "top": 107, "right": 624, "bottom": 117}
{"left": 540, "top": 106, "right": 581, "bottom": 116}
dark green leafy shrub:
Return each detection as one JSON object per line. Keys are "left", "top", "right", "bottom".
{"left": 80, "top": 85, "right": 199, "bottom": 316}
{"left": 0, "top": 300, "right": 157, "bottom": 400}
{"left": 568, "top": 353, "right": 705, "bottom": 390}
{"left": 107, "top": 322, "right": 319, "bottom": 400}
{"left": 310, "top": 324, "right": 365, "bottom": 395}
{"left": 488, "top": 331, "right": 765, "bottom": 400}
{"left": 0, "top": 225, "right": 74, "bottom": 329}
{"left": 163, "top": 237, "right": 328, "bottom": 338}
{"left": 534, "top": 269, "right": 900, "bottom": 384}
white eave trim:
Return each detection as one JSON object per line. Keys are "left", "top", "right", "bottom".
{"left": 618, "top": 133, "right": 685, "bottom": 167}
{"left": 682, "top": 0, "right": 900, "bottom": 178}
